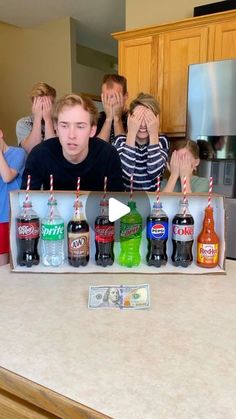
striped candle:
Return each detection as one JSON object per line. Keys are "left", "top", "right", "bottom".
{"left": 208, "top": 176, "right": 213, "bottom": 208}
{"left": 156, "top": 176, "right": 160, "bottom": 204}
{"left": 130, "top": 174, "right": 134, "bottom": 201}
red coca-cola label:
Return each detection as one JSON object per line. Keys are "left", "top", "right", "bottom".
{"left": 95, "top": 225, "right": 115, "bottom": 243}
{"left": 172, "top": 224, "right": 194, "bottom": 241}
{"left": 17, "top": 221, "right": 40, "bottom": 239}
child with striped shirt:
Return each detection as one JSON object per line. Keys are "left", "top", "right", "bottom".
{"left": 113, "top": 93, "right": 169, "bottom": 191}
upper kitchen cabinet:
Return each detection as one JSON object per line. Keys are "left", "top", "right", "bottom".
{"left": 118, "top": 36, "right": 158, "bottom": 104}
{"left": 213, "top": 21, "right": 236, "bottom": 59}
{"left": 159, "top": 27, "right": 208, "bottom": 134}
{"left": 113, "top": 11, "right": 236, "bottom": 136}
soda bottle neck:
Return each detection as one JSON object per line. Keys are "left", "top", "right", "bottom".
{"left": 128, "top": 201, "right": 136, "bottom": 211}
{"left": 47, "top": 199, "right": 61, "bottom": 218}
{"left": 73, "top": 202, "right": 84, "bottom": 221}
{"left": 178, "top": 200, "right": 190, "bottom": 215}
{"left": 203, "top": 206, "right": 215, "bottom": 227}
{"left": 99, "top": 199, "right": 109, "bottom": 217}
{"left": 151, "top": 201, "right": 166, "bottom": 217}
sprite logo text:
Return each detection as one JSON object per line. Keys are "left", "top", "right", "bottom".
{"left": 41, "top": 223, "right": 64, "bottom": 241}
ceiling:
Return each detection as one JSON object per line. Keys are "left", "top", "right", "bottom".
{"left": 0, "top": 0, "right": 125, "bottom": 56}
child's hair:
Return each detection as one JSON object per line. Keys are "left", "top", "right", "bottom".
{"left": 129, "top": 93, "right": 160, "bottom": 116}
{"left": 53, "top": 93, "right": 98, "bottom": 126}
{"left": 102, "top": 74, "right": 127, "bottom": 95}
{"left": 30, "top": 82, "right": 56, "bottom": 101}
{"left": 172, "top": 139, "right": 200, "bottom": 159}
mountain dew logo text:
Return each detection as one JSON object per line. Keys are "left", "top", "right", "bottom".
{"left": 120, "top": 223, "right": 142, "bottom": 239}
{"left": 41, "top": 223, "right": 64, "bottom": 240}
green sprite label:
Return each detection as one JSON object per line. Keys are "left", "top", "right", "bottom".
{"left": 41, "top": 223, "right": 64, "bottom": 241}
{"left": 120, "top": 222, "right": 142, "bottom": 239}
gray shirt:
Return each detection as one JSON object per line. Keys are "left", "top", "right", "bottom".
{"left": 16, "top": 115, "right": 45, "bottom": 146}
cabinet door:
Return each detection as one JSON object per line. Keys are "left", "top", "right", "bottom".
{"left": 160, "top": 27, "right": 208, "bottom": 135}
{"left": 119, "top": 36, "right": 158, "bottom": 104}
{"left": 214, "top": 21, "right": 236, "bottom": 60}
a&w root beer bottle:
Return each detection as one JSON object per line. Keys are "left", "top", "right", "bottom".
{"left": 171, "top": 199, "right": 194, "bottom": 267}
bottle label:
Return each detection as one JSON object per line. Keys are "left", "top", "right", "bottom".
{"left": 172, "top": 224, "right": 194, "bottom": 241}
{"left": 16, "top": 221, "right": 40, "bottom": 239}
{"left": 68, "top": 232, "right": 89, "bottom": 257}
{"left": 95, "top": 225, "right": 115, "bottom": 243}
{"left": 147, "top": 221, "right": 168, "bottom": 240}
{"left": 197, "top": 243, "right": 219, "bottom": 265}
{"left": 120, "top": 222, "right": 142, "bottom": 239}
{"left": 41, "top": 223, "right": 64, "bottom": 241}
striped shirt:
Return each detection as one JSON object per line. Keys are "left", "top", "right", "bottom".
{"left": 114, "top": 135, "right": 169, "bottom": 191}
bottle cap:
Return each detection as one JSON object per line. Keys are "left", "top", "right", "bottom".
{"left": 128, "top": 200, "right": 136, "bottom": 210}
{"left": 23, "top": 201, "right": 32, "bottom": 208}
{"left": 100, "top": 199, "right": 108, "bottom": 207}
{"left": 48, "top": 198, "right": 57, "bottom": 206}
{"left": 153, "top": 201, "right": 162, "bottom": 209}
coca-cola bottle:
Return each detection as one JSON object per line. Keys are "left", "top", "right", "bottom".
{"left": 146, "top": 201, "right": 168, "bottom": 267}
{"left": 95, "top": 199, "right": 115, "bottom": 266}
{"left": 16, "top": 201, "right": 40, "bottom": 267}
{"left": 172, "top": 199, "right": 194, "bottom": 267}
{"left": 67, "top": 201, "right": 89, "bottom": 267}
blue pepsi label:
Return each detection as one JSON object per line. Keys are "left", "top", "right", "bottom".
{"left": 146, "top": 220, "right": 168, "bottom": 240}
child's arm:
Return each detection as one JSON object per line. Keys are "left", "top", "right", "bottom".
{"left": 162, "top": 151, "right": 180, "bottom": 192}
{"left": 179, "top": 153, "right": 193, "bottom": 193}
{"left": 0, "top": 150, "right": 18, "bottom": 183}
{"left": 18, "top": 97, "right": 43, "bottom": 153}
{"left": 42, "top": 97, "right": 56, "bottom": 140}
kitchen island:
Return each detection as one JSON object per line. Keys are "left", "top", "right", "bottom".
{"left": 0, "top": 261, "right": 236, "bottom": 419}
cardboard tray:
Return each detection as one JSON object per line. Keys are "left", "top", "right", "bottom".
{"left": 9, "top": 190, "right": 226, "bottom": 275}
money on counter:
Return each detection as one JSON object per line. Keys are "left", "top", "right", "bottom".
{"left": 88, "top": 284, "right": 150, "bottom": 309}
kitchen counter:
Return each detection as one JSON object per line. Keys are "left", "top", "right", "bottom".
{"left": 0, "top": 261, "right": 236, "bottom": 419}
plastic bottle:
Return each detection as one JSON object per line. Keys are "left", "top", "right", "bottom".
{"left": 197, "top": 206, "right": 219, "bottom": 268}
{"left": 95, "top": 198, "right": 115, "bottom": 267}
{"left": 146, "top": 201, "right": 168, "bottom": 267}
{"left": 67, "top": 201, "right": 89, "bottom": 267}
{"left": 172, "top": 199, "right": 194, "bottom": 267}
{"left": 119, "top": 200, "right": 142, "bottom": 267}
{"left": 16, "top": 201, "right": 40, "bottom": 267}
{"left": 41, "top": 199, "right": 64, "bottom": 267}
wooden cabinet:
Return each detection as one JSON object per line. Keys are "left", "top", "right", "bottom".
{"left": 113, "top": 11, "right": 236, "bottom": 136}
{"left": 119, "top": 36, "right": 158, "bottom": 104}
{"left": 159, "top": 27, "right": 208, "bottom": 133}
{"left": 214, "top": 20, "right": 236, "bottom": 59}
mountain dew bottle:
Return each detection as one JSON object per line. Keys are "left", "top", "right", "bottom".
{"left": 119, "top": 201, "right": 142, "bottom": 267}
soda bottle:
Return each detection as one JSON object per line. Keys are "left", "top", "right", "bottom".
{"left": 16, "top": 201, "right": 40, "bottom": 267}
{"left": 67, "top": 201, "right": 89, "bottom": 267}
{"left": 146, "top": 201, "right": 168, "bottom": 267}
{"left": 197, "top": 206, "right": 219, "bottom": 268}
{"left": 172, "top": 199, "right": 194, "bottom": 267}
{"left": 119, "top": 201, "right": 142, "bottom": 267}
{"left": 41, "top": 199, "right": 64, "bottom": 267}
{"left": 95, "top": 198, "right": 115, "bottom": 267}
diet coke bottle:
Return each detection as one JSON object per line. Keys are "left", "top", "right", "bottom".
{"left": 16, "top": 201, "right": 40, "bottom": 267}
{"left": 171, "top": 199, "right": 194, "bottom": 267}
{"left": 95, "top": 199, "right": 115, "bottom": 266}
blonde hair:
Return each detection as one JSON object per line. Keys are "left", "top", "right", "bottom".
{"left": 172, "top": 139, "right": 200, "bottom": 159}
{"left": 53, "top": 93, "right": 98, "bottom": 126}
{"left": 129, "top": 92, "right": 160, "bottom": 116}
{"left": 30, "top": 82, "right": 56, "bottom": 101}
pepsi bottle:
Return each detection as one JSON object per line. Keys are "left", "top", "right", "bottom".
{"left": 146, "top": 202, "right": 168, "bottom": 267}
{"left": 171, "top": 199, "right": 194, "bottom": 267}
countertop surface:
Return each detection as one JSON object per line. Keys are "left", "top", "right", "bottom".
{"left": 0, "top": 261, "right": 236, "bottom": 419}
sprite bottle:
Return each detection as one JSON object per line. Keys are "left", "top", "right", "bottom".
{"left": 119, "top": 201, "right": 142, "bottom": 267}
{"left": 41, "top": 199, "right": 65, "bottom": 267}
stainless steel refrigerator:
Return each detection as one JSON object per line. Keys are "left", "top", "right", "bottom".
{"left": 186, "top": 59, "right": 236, "bottom": 258}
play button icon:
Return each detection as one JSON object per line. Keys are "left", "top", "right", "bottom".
{"left": 109, "top": 198, "right": 130, "bottom": 222}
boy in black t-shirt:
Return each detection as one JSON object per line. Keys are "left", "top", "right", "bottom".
{"left": 21, "top": 93, "right": 124, "bottom": 192}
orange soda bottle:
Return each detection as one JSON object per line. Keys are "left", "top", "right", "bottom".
{"left": 197, "top": 206, "right": 219, "bottom": 268}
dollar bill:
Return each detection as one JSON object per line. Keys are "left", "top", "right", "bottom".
{"left": 88, "top": 284, "right": 150, "bottom": 309}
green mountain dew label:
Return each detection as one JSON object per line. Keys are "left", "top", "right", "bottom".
{"left": 41, "top": 223, "right": 64, "bottom": 241}
{"left": 120, "top": 222, "right": 142, "bottom": 239}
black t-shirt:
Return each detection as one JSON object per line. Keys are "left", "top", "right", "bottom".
{"left": 95, "top": 111, "right": 128, "bottom": 144}
{"left": 21, "top": 137, "right": 124, "bottom": 191}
